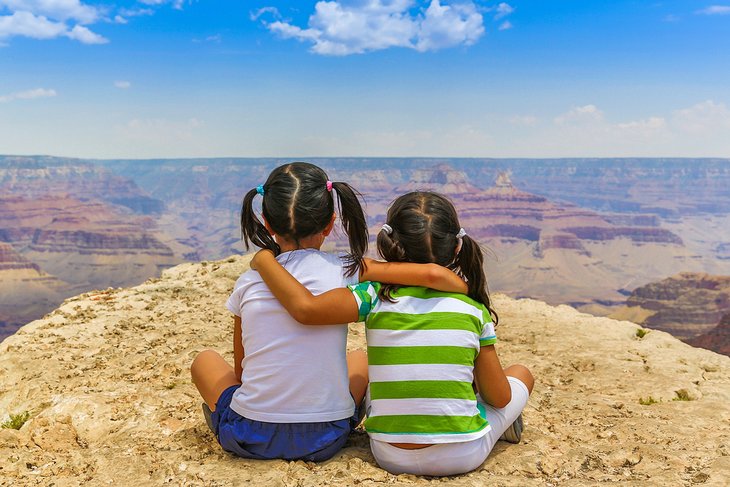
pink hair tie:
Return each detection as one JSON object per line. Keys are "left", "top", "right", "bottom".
{"left": 326, "top": 180, "right": 333, "bottom": 192}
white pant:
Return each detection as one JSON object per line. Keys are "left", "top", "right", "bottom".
{"left": 370, "top": 377, "right": 530, "bottom": 476}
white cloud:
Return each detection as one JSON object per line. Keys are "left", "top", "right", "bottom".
{"left": 0, "top": 87, "right": 56, "bottom": 103}
{"left": 0, "top": 0, "right": 108, "bottom": 44}
{"left": 0, "top": 11, "right": 67, "bottom": 40}
{"left": 498, "top": 20, "right": 512, "bottom": 30}
{"left": 494, "top": 2, "right": 514, "bottom": 20}
{"left": 616, "top": 116, "right": 666, "bottom": 132}
{"left": 415, "top": 0, "right": 484, "bottom": 51}
{"left": 114, "top": 80, "right": 131, "bottom": 89}
{"left": 672, "top": 100, "right": 730, "bottom": 134}
{"left": 250, "top": 6, "right": 281, "bottom": 21}
{"left": 114, "top": 7, "right": 154, "bottom": 24}
{"left": 509, "top": 114, "right": 538, "bottom": 126}
{"left": 66, "top": 24, "right": 106, "bottom": 43}
{"left": 502, "top": 100, "right": 730, "bottom": 157}
{"left": 696, "top": 5, "right": 730, "bottom": 15}
{"left": 265, "top": 0, "right": 485, "bottom": 56}
{"left": 118, "top": 7, "right": 154, "bottom": 17}
{"left": 0, "top": 0, "right": 100, "bottom": 23}
{"left": 554, "top": 104, "right": 604, "bottom": 125}
{"left": 138, "top": 0, "right": 184, "bottom": 9}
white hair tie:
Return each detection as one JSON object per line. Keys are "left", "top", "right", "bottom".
{"left": 456, "top": 228, "right": 467, "bottom": 239}
{"left": 381, "top": 224, "right": 393, "bottom": 235}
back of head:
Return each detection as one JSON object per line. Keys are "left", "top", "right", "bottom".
{"left": 377, "top": 191, "right": 497, "bottom": 323}
{"left": 241, "top": 162, "right": 368, "bottom": 276}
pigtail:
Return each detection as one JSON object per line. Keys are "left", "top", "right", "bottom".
{"left": 240, "top": 187, "right": 280, "bottom": 255}
{"left": 331, "top": 181, "right": 368, "bottom": 277}
{"left": 376, "top": 228, "right": 407, "bottom": 263}
{"left": 376, "top": 225, "right": 410, "bottom": 302}
{"left": 455, "top": 235, "right": 498, "bottom": 325}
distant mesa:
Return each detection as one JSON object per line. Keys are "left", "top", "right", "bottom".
{"left": 394, "top": 163, "right": 481, "bottom": 194}
{"left": 0, "top": 156, "right": 165, "bottom": 215}
{"left": 612, "top": 272, "right": 730, "bottom": 355}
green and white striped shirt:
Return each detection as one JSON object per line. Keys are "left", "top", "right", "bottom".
{"left": 348, "top": 282, "right": 497, "bottom": 444}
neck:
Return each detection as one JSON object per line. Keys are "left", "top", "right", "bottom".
{"left": 276, "top": 234, "right": 325, "bottom": 253}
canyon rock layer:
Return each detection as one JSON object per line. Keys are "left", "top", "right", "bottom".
{"left": 4, "top": 156, "right": 730, "bottom": 347}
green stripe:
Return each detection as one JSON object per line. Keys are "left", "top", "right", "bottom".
{"left": 367, "top": 311, "right": 482, "bottom": 333}
{"left": 479, "top": 337, "right": 497, "bottom": 346}
{"left": 370, "top": 381, "right": 475, "bottom": 400}
{"left": 365, "top": 414, "right": 488, "bottom": 435}
{"left": 391, "top": 287, "right": 481, "bottom": 307}
{"left": 368, "top": 346, "right": 477, "bottom": 365}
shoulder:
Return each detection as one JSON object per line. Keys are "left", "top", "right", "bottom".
{"left": 233, "top": 269, "right": 260, "bottom": 289}
{"left": 282, "top": 249, "right": 348, "bottom": 270}
{"left": 392, "top": 287, "right": 492, "bottom": 320}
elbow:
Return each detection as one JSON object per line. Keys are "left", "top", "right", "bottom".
{"left": 290, "top": 301, "right": 318, "bottom": 325}
{"left": 425, "top": 264, "right": 444, "bottom": 287}
{"left": 493, "top": 387, "right": 512, "bottom": 409}
{"left": 492, "top": 395, "right": 511, "bottom": 409}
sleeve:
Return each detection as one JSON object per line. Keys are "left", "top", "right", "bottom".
{"left": 225, "top": 275, "right": 247, "bottom": 317}
{"left": 347, "top": 281, "right": 380, "bottom": 322}
{"left": 479, "top": 321, "right": 497, "bottom": 346}
{"left": 225, "top": 290, "right": 241, "bottom": 317}
{"left": 479, "top": 308, "right": 497, "bottom": 346}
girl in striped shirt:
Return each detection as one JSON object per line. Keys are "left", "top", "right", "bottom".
{"left": 251, "top": 191, "right": 534, "bottom": 476}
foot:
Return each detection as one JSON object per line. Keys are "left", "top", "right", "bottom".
{"left": 202, "top": 403, "right": 215, "bottom": 434}
{"left": 499, "top": 413, "right": 523, "bottom": 443}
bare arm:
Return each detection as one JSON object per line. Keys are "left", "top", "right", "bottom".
{"left": 361, "top": 258, "right": 468, "bottom": 294}
{"left": 473, "top": 345, "right": 511, "bottom": 409}
{"left": 233, "top": 316, "right": 244, "bottom": 381}
{"left": 251, "top": 249, "right": 360, "bottom": 325}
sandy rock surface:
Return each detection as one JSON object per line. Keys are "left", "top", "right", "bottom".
{"left": 1, "top": 255, "right": 729, "bottom": 486}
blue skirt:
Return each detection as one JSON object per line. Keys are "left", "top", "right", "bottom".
{"left": 211, "top": 385, "right": 357, "bottom": 462}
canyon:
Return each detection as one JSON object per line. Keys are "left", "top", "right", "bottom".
{"left": 2, "top": 156, "right": 730, "bottom": 352}
{"left": 0, "top": 157, "right": 187, "bottom": 340}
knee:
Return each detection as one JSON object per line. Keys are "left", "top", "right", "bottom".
{"left": 191, "top": 349, "right": 219, "bottom": 376}
{"left": 505, "top": 364, "right": 535, "bottom": 394}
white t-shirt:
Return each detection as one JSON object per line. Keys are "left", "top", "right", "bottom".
{"left": 225, "top": 249, "right": 358, "bottom": 423}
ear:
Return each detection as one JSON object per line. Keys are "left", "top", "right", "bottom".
{"left": 262, "top": 217, "right": 275, "bottom": 236}
{"left": 322, "top": 213, "right": 336, "bottom": 236}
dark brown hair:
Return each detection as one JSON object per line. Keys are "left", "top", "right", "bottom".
{"left": 377, "top": 191, "right": 498, "bottom": 324}
{"left": 240, "top": 162, "right": 368, "bottom": 277}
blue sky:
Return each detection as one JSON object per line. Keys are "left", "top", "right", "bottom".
{"left": 1, "top": 1, "right": 729, "bottom": 158}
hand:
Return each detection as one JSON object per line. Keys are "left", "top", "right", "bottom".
{"left": 250, "top": 249, "right": 275, "bottom": 271}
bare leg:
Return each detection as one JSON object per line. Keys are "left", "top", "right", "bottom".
{"left": 347, "top": 349, "right": 369, "bottom": 407}
{"left": 503, "top": 364, "right": 534, "bottom": 394}
{"left": 190, "top": 349, "right": 241, "bottom": 411}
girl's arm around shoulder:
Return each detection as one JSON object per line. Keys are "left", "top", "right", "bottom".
{"left": 361, "top": 258, "right": 468, "bottom": 294}
{"left": 250, "top": 250, "right": 360, "bottom": 325}
{"left": 474, "top": 344, "right": 512, "bottom": 409}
